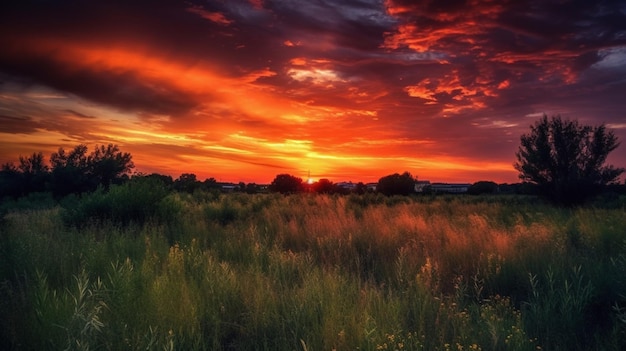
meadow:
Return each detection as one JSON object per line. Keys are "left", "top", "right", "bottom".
{"left": 1, "top": 180, "right": 625, "bottom": 350}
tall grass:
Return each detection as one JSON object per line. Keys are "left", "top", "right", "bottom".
{"left": 1, "top": 191, "right": 625, "bottom": 350}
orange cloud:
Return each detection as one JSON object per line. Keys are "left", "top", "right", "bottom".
{"left": 382, "top": 0, "right": 504, "bottom": 54}
{"left": 187, "top": 6, "right": 233, "bottom": 25}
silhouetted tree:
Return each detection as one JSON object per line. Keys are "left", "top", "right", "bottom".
{"left": 0, "top": 163, "right": 23, "bottom": 198}
{"left": 468, "top": 181, "right": 499, "bottom": 195}
{"left": 515, "top": 115, "right": 624, "bottom": 205}
{"left": 203, "top": 177, "right": 220, "bottom": 190}
{"left": 354, "top": 182, "right": 367, "bottom": 194}
{"left": 269, "top": 174, "right": 303, "bottom": 194}
{"left": 88, "top": 144, "right": 134, "bottom": 190}
{"left": 497, "top": 183, "right": 516, "bottom": 194}
{"left": 312, "top": 178, "right": 336, "bottom": 194}
{"left": 18, "top": 152, "right": 49, "bottom": 193}
{"left": 377, "top": 171, "right": 416, "bottom": 196}
{"left": 141, "top": 173, "right": 174, "bottom": 187}
{"left": 1, "top": 143, "right": 134, "bottom": 198}
{"left": 49, "top": 144, "right": 90, "bottom": 197}
{"left": 173, "top": 173, "right": 200, "bottom": 193}
{"left": 245, "top": 183, "right": 258, "bottom": 194}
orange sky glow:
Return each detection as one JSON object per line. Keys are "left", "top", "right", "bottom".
{"left": 1, "top": 0, "right": 625, "bottom": 184}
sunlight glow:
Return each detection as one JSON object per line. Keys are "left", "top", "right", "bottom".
{"left": 2, "top": 0, "right": 625, "bottom": 186}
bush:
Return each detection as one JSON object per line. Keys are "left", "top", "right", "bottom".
{"left": 62, "top": 177, "right": 176, "bottom": 227}
{"left": 468, "top": 181, "right": 499, "bottom": 195}
{"left": 0, "top": 192, "right": 56, "bottom": 212}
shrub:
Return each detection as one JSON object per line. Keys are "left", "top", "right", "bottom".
{"left": 62, "top": 177, "right": 176, "bottom": 227}
{"left": 468, "top": 181, "right": 499, "bottom": 195}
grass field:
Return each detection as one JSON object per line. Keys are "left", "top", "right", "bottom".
{"left": 1, "top": 183, "right": 625, "bottom": 350}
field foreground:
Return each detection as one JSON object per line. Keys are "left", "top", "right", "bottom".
{"left": 1, "top": 189, "right": 626, "bottom": 350}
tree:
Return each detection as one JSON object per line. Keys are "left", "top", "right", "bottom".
{"left": 468, "top": 181, "right": 499, "bottom": 195}
{"left": 377, "top": 171, "right": 416, "bottom": 196}
{"left": 141, "top": 173, "right": 174, "bottom": 187}
{"left": 245, "top": 183, "right": 259, "bottom": 194}
{"left": 88, "top": 144, "right": 134, "bottom": 190}
{"left": 203, "top": 177, "right": 220, "bottom": 190}
{"left": 269, "top": 174, "right": 303, "bottom": 194}
{"left": 312, "top": 178, "right": 336, "bottom": 194}
{"left": 514, "top": 115, "right": 624, "bottom": 205}
{"left": 354, "top": 182, "right": 368, "bottom": 194}
{"left": 173, "top": 173, "right": 200, "bottom": 193}
{"left": 18, "top": 152, "right": 49, "bottom": 193}
{"left": 49, "top": 144, "right": 91, "bottom": 197}
{"left": 0, "top": 163, "right": 23, "bottom": 198}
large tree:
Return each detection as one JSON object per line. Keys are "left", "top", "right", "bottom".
{"left": 514, "top": 115, "right": 624, "bottom": 205}
{"left": 173, "top": 173, "right": 200, "bottom": 193}
{"left": 49, "top": 144, "right": 90, "bottom": 196}
{"left": 312, "top": 178, "right": 336, "bottom": 194}
{"left": 269, "top": 174, "right": 303, "bottom": 194}
{"left": 377, "top": 171, "right": 416, "bottom": 196}
{"left": 88, "top": 144, "right": 134, "bottom": 190}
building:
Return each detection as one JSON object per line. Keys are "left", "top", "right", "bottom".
{"left": 414, "top": 180, "right": 431, "bottom": 193}
{"left": 365, "top": 182, "right": 378, "bottom": 192}
{"left": 336, "top": 181, "right": 356, "bottom": 191}
{"left": 414, "top": 181, "right": 471, "bottom": 194}
{"left": 430, "top": 183, "right": 471, "bottom": 194}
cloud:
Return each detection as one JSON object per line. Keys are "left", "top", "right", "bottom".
{"left": 1, "top": 0, "right": 625, "bottom": 182}
{"left": 0, "top": 114, "right": 43, "bottom": 134}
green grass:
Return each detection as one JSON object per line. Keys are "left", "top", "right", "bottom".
{"left": 1, "top": 190, "right": 625, "bottom": 350}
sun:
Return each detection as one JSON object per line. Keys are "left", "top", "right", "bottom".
{"left": 307, "top": 177, "right": 315, "bottom": 185}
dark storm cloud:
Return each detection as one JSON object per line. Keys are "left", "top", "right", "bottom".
{"left": 377, "top": 4, "right": 626, "bottom": 161}
{"left": 263, "top": 0, "right": 394, "bottom": 50}
{"left": 0, "top": 115, "right": 42, "bottom": 134}
{"left": 0, "top": 0, "right": 212, "bottom": 115}
{"left": 0, "top": 58, "right": 200, "bottom": 116}
{"left": 1, "top": 0, "right": 624, "bottom": 109}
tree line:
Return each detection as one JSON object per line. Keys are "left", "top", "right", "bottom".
{"left": 1, "top": 115, "right": 624, "bottom": 206}
{"left": 1, "top": 144, "right": 134, "bottom": 199}
{"left": 268, "top": 113, "right": 626, "bottom": 206}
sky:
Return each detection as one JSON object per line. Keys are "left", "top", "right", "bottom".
{"left": 1, "top": 0, "right": 626, "bottom": 184}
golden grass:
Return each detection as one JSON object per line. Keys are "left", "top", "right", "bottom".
{"left": 1, "top": 193, "right": 624, "bottom": 350}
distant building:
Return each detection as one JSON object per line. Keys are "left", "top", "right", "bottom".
{"left": 336, "top": 181, "right": 356, "bottom": 191}
{"left": 415, "top": 181, "right": 431, "bottom": 193}
{"left": 220, "top": 183, "right": 237, "bottom": 192}
{"left": 430, "top": 183, "right": 471, "bottom": 194}
{"left": 365, "top": 182, "right": 377, "bottom": 192}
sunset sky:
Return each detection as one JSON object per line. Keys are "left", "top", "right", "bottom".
{"left": 1, "top": 0, "right": 626, "bottom": 184}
